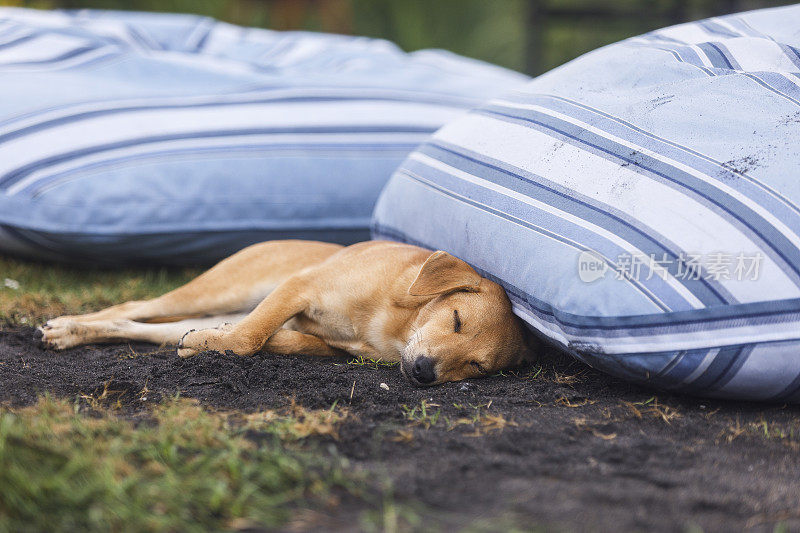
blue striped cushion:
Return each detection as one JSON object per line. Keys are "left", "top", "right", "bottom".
{"left": 373, "top": 4, "right": 800, "bottom": 401}
{"left": 0, "top": 8, "right": 527, "bottom": 264}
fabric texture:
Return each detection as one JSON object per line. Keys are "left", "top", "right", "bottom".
{"left": 0, "top": 7, "right": 527, "bottom": 264}
{"left": 372, "top": 4, "right": 800, "bottom": 401}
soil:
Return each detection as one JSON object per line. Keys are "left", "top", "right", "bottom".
{"left": 2, "top": 326, "right": 799, "bottom": 532}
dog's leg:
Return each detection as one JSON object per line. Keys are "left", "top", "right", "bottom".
{"left": 41, "top": 241, "right": 343, "bottom": 338}
{"left": 263, "top": 329, "right": 348, "bottom": 357}
{"left": 41, "top": 312, "right": 347, "bottom": 357}
{"left": 177, "top": 276, "right": 311, "bottom": 358}
{"left": 38, "top": 314, "right": 247, "bottom": 350}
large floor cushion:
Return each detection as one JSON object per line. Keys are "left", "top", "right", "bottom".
{"left": 373, "top": 4, "right": 800, "bottom": 401}
{"left": 0, "top": 8, "right": 527, "bottom": 264}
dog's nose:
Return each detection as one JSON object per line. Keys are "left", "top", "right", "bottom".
{"left": 412, "top": 356, "right": 436, "bottom": 384}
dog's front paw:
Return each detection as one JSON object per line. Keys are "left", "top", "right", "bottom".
{"left": 177, "top": 328, "right": 229, "bottom": 358}
{"left": 36, "top": 320, "right": 86, "bottom": 350}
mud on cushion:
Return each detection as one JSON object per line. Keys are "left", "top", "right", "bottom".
{"left": 372, "top": 5, "right": 800, "bottom": 401}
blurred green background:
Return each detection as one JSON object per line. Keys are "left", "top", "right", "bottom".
{"left": 0, "top": 0, "right": 794, "bottom": 74}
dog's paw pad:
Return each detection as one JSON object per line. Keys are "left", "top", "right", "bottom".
{"left": 176, "top": 346, "right": 196, "bottom": 358}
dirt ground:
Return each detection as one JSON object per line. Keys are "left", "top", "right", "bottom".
{"left": 2, "top": 326, "right": 799, "bottom": 532}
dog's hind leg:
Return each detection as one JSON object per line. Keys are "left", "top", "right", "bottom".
{"left": 42, "top": 241, "right": 344, "bottom": 331}
{"left": 41, "top": 312, "right": 348, "bottom": 357}
{"left": 38, "top": 314, "right": 247, "bottom": 350}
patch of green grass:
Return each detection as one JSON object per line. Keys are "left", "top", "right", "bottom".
{"left": 718, "top": 416, "right": 800, "bottom": 447}
{"left": 235, "top": 399, "right": 349, "bottom": 441}
{"left": 401, "top": 400, "right": 518, "bottom": 437}
{"left": 446, "top": 402, "right": 517, "bottom": 436}
{"left": 449, "top": 402, "right": 492, "bottom": 425}
{"left": 618, "top": 396, "right": 681, "bottom": 424}
{"left": 401, "top": 400, "right": 441, "bottom": 429}
{"left": 0, "top": 396, "right": 374, "bottom": 532}
{"left": 512, "top": 361, "right": 586, "bottom": 387}
{"left": 343, "top": 354, "right": 399, "bottom": 369}
{"left": 0, "top": 255, "right": 200, "bottom": 326}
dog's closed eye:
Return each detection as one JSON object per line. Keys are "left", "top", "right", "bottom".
{"left": 470, "top": 361, "right": 485, "bottom": 374}
{"left": 453, "top": 310, "right": 461, "bottom": 333}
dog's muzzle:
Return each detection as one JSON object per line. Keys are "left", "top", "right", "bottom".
{"left": 402, "top": 355, "right": 436, "bottom": 385}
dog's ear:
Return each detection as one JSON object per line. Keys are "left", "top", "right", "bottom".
{"left": 408, "top": 251, "right": 482, "bottom": 296}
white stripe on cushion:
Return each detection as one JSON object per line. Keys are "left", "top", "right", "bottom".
{"left": 433, "top": 113, "right": 800, "bottom": 302}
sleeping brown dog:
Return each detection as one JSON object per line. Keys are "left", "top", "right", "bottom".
{"left": 37, "top": 240, "right": 532, "bottom": 386}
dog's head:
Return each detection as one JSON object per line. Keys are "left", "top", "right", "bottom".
{"left": 400, "top": 251, "right": 534, "bottom": 386}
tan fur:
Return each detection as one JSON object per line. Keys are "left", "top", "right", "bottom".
{"left": 38, "top": 240, "right": 533, "bottom": 385}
